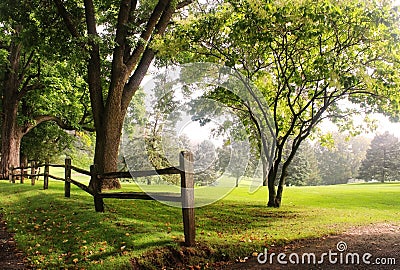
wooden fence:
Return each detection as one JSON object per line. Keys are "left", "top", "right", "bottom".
{"left": 8, "top": 151, "right": 195, "bottom": 246}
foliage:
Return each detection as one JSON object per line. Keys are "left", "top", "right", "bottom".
{"left": 0, "top": 180, "right": 399, "bottom": 268}
{"left": 193, "top": 140, "right": 220, "bottom": 186}
{"left": 0, "top": 0, "right": 92, "bottom": 179}
{"left": 156, "top": 0, "right": 400, "bottom": 206}
{"left": 217, "top": 140, "right": 252, "bottom": 186}
{"left": 315, "top": 133, "right": 370, "bottom": 185}
{"left": 285, "top": 141, "right": 321, "bottom": 186}
{"left": 12, "top": 59, "right": 92, "bottom": 138}
{"left": 358, "top": 132, "right": 400, "bottom": 182}
{"left": 51, "top": 0, "right": 194, "bottom": 190}
{"left": 21, "top": 122, "right": 74, "bottom": 164}
{"left": 64, "top": 131, "right": 96, "bottom": 169}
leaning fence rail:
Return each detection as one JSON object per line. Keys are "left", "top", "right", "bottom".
{"left": 8, "top": 151, "right": 195, "bottom": 246}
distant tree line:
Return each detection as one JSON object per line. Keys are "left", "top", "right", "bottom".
{"left": 121, "top": 124, "right": 400, "bottom": 187}
{"left": 358, "top": 132, "right": 400, "bottom": 182}
{"left": 284, "top": 131, "right": 400, "bottom": 186}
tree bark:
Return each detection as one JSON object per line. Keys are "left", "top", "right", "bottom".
{"left": 267, "top": 167, "right": 277, "bottom": 207}
{"left": 274, "top": 165, "right": 288, "bottom": 208}
{"left": 0, "top": 40, "right": 23, "bottom": 179}
{"left": 92, "top": 108, "right": 124, "bottom": 190}
{"left": 267, "top": 146, "right": 284, "bottom": 207}
{"left": 266, "top": 161, "right": 287, "bottom": 208}
{"left": 0, "top": 111, "right": 23, "bottom": 179}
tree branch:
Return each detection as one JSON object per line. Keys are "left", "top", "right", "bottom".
{"left": 19, "top": 50, "right": 36, "bottom": 83}
{"left": 23, "top": 115, "right": 95, "bottom": 135}
{"left": 17, "top": 80, "right": 44, "bottom": 101}
{"left": 124, "top": 0, "right": 170, "bottom": 73}
{"left": 176, "top": 0, "right": 192, "bottom": 9}
{"left": 109, "top": 0, "right": 138, "bottom": 97}
{"left": 53, "top": 0, "right": 81, "bottom": 38}
{"left": 122, "top": 0, "right": 186, "bottom": 111}
{"left": 84, "top": 0, "right": 104, "bottom": 131}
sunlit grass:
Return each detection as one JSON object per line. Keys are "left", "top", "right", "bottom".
{"left": 0, "top": 179, "right": 399, "bottom": 269}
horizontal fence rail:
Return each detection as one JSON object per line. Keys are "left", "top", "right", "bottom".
{"left": 70, "top": 165, "right": 91, "bottom": 176}
{"left": 99, "top": 167, "right": 181, "bottom": 179}
{"left": 8, "top": 151, "right": 195, "bottom": 246}
{"left": 99, "top": 192, "right": 181, "bottom": 202}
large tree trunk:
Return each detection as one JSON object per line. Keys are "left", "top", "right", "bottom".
{"left": 0, "top": 103, "right": 23, "bottom": 179}
{"left": 0, "top": 130, "right": 22, "bottom": 180}
{"left": 0, "top": 40, "right": 23, "bottom": 179}
{"left": 0, "top": 35, "right": 53, "bottom": 180}
{"left": 93, "top": 111, "right": 124, "bottom": 190}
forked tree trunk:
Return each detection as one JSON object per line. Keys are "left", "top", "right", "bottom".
{"left": 267, "top": 163, "right": 287, "bottom": 208}
{"left": 62, "top": 0, "right": 194, "bottom": 192}
{"left": 268, "top": 141, "right": 301, "bottom": 208}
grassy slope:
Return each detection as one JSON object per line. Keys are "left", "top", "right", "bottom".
{"left": 0, "top": 176, "right": 399, "bottom": 269}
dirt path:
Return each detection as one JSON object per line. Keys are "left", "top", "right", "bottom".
{"left": 225, "top": 223, "right": 399, "bottom": 270}
{"left": 0, "top": 215, "right": 29, "bottom": 270}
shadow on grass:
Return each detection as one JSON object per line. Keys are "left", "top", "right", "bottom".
{"left": 0, "top": 182, "right": 303, "bottom": 269}
{"left": 196, "top": 201, "right": 299, "bottom": 231}
{"left": 0, "top": 182, "right": 186, "bottom": 268}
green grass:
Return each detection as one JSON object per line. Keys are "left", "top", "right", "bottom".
{"left": 0, "top": 178, "right": 399, "bottom": 269}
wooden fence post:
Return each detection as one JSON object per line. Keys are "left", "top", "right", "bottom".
{"left": 180, "top": 151, "right": 195, "bottom": 247}
{"left": 91, "top": 165, "right": 104, "bottom": 212}
{"left": 30, "top": 161, "right": 36, "bottom": 186}
{"left": 44, "top": 160, "right": 49, "bottom": 190}
{"left": 64, "top": 158, "right": 71, "bottom": 198}
{"left": 20, "top": 164, "right": 25, "bottom": 184}
{"left": 9, "top": 166, "right": 15, "bottom": 183}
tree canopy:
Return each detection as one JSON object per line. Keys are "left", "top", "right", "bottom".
{"left": 315, "top": 133, "right": 370, "bottom": 184}
{"left": 51, "top": 0, "right": 193, "bottom": 190}
{"left": 0, "top": 0, "right": 91, "bottom": 178}
{"left": 285, "top": 140, "right": 321, "bottom": 186}
{"left": 2, "top": 0, "right": 400, "bottom": 207}
{"left": 155, "top": 0, "right": 400, "bottom": 206}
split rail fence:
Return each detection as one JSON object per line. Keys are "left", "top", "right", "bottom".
{"left": 8, "top": 151, "right": 195, "bottom": 246}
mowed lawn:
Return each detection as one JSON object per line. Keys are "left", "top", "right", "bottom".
{"left": 0, "top": 175, "right": 399, "bottom": 269}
